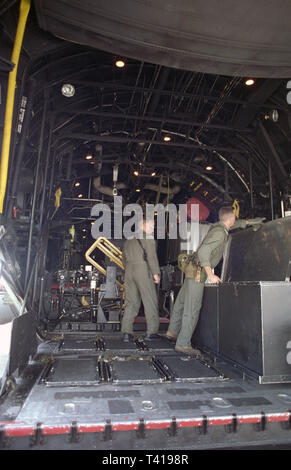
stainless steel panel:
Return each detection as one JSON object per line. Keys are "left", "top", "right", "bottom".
{"left": 260, "top": 282, "right": 291, "bottom": 379}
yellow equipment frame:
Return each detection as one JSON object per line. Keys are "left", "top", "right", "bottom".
{"left": 85, "top": 237, "right": 124, "bottom": 288}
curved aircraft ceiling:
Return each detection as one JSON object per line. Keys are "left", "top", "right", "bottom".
{"left": 35, "top": 0, "right": 291, "bottom": 78}
{"left": 0, "top": 1, "right": 291, "bottom": 226}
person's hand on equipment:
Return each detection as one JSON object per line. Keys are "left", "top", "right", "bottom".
{"left": 208, "top": 273, "right": 222, "bottom": 284}
{"left": 204, "top": 266, "right": 221, "bottom": 284}
{"left": 153, "top": 274, "right": 160, "bottom": 284}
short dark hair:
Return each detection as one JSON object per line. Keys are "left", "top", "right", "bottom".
{"left": 218, "top": 206, "right": 234, "bottom": 222}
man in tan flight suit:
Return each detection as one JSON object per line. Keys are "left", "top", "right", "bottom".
{"left": 121, "top": 218, "right": 161, "bottom": 342}
{"left": 166, "top": 206, "right": 265, "bottom": 355}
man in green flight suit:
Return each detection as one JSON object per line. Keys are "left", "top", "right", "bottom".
{"left": 166, "top": 206, "right": 265, "bottom": 355}
{"left": 121, "top": 217, "right": 161, "bottom": 342}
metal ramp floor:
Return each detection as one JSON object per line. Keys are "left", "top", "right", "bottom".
{"left": 1, "top": 332, "right": 291, "bottom": 450}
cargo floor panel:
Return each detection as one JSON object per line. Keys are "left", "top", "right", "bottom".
{"left": 36, "top": 334, "right": 178, "bottom": 358}
{"left": 143, "top": 338, "right": 175, "bottom": 351}
{"left": 111, "top": 357, "right": 165, "bottom": 383}
{"left": 59, "top": 339, "right": 100, "bottom": 352}
{"left": 160, "top": 355, "right": 225, "bottom": 381}
{"left": 35, "top": 333, "right": 231, "bottom": 386}
{"left": 12, "top": 378, "right": 291, "bottom": 427}
{"left": 41, "top": 357, "right": 99, "bottom": 386}
{"left": 103, "top": 335, "right": 174, "bottom": 352}
{"left": 102, "top": 337, "right": 140, "bottom": 351}
{"left": 40, "top": 356, "right": 224, "bottom": 386}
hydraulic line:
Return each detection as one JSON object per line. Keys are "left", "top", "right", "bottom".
{"left": 0, "top": 0, "right": 31, "bottom": 214}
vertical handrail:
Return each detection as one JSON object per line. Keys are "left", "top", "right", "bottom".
{"left": 0, "top": 0, "right": 31, "bottom": 214}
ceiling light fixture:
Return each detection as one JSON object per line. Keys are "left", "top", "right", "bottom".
{"left": 78, "top": 194, "right": 83, "bottom": 198}
{"left": 85, "top": 155, "right": 93, "bottom": 160}
{"left": 115, "top": 59, "right": 125, "bottom": 68}
{"left": 133, "top": 170, "right": 139, "bottom": 176}
{"left": 206, "top": 165, "right": 213, "bottom": 171}
{"left": 61, "top": 83, "right": 75, "bottom": 97}
{"left": 245, "top": 79, "right": 255, "bottom": 86}
{"left": 136, "top": 188, "right": 141, "bottom": 192}
{"left": 264, "top": 109, "right": 279, "bottom": 122}
{"left": 163, "top": 135, "right": 171, "bottom": 142}
{"left": 74, "top": 182, "right": 80, "bottom": 187}
{"left": 151, "top": 171, "right": 156, "bottom": 176}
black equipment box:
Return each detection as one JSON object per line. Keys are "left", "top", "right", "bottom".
{"left": 193, "top": 217, "right": 291, "bottom": 384}
{"left": 194, "top": 282, "right": 291, "bottom": 383}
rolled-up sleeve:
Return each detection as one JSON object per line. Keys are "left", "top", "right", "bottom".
{"left": 197, "top": 228, "right": 225, "bottom": 267}
{"left": 230, "top": 219, "right": 247, "bottom": 230}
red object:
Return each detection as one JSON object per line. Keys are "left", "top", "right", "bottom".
{"left": 1, "top": 411, "right": 289, "bottom": 437}
{"left": 186, "top": 197, "right": 210, "bottom": 221}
